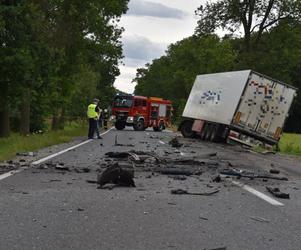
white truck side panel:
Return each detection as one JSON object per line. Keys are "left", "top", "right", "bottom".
{"left": 235, "top": 72, "right": 297, "bottom": 139}
{"left": 182, "top": 70, "right": 251, "bottom": 125}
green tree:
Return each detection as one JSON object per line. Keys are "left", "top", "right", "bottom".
{"left": 196, "top": 0, "right": 301, "bottom": 51}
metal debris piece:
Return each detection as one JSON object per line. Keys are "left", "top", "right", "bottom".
{"left": 250, "top": 216, "right": 270, "bottom": 223}
{"left": 97, "top": 162, "right": 136, "bottom": 188}
{"left": 168, "top": 137, "right": 183, "bottom": 148}
{"left": 220, "top": 169, "right": 288, "bottom": 181}
{"left": 171, "top": 189, "right": 219, "bottom": 196}
{"left": 55, "top": 164, "right": 70, "bottom": 171}
{"left": 161, "top": 169, "right": 194, "bottom": 176}
{"left": 269, "top": 169, "right": 280, "bottom": 174}
{"left": 16, "top": 152, "right": 36, "bottom": 157}
{"left": 212, "top": 175, "right": 221, "bottom": 182}
{"left": 266, "top": 186, "right": 290, "bottom": 199}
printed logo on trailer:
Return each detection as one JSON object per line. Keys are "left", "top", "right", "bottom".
{"left": 199, "top": 90, "right": 222, "bottom": 105}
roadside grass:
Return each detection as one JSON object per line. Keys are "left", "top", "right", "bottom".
{"left": 0, "top": 122, "right": 87, "bottom": 161}
{"left": 279, "top": 133, "right": 301, "bottom": 156}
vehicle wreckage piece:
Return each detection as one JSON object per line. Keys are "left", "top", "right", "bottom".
{"left": 266, "top": 186, "right": 290, "bottom": 199}
{"left": 220, "top": 169, "right": 288, "bottom": 181}
{"left": 97, "top": 162, "right": 136, "bottom": 188}
{"left": 171, "top": 188, "right": 219, "bottom": 196}
{"left": 161, "top": 169, "right": 194, "bottom": 176}
{"left": 168, "top": 137, "right": 183, "bottom": 148}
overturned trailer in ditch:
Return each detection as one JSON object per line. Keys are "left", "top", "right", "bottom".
{"left": 179, "top": 70, "right": 297, "bottom": 145}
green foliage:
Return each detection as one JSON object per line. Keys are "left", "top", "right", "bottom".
{"left": 279, "top": 133, "right": 301, "bottom": 156}
{"left": 0, "top": 0, "right": 129, "bottom": 136}
{"left": 0, "top": 122, "right": 87, "bottom": 161}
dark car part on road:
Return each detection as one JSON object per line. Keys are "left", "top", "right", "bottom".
{"left": 270, "top": 169, "right": 280, "bottom": 174}
{"left": 55, "top": 164, "right": 70, "bottom": 171}
{"left": 171, "top": 188, "right": 219, "bottom": 196}
{"left": 161, "top": 169, "right": 194, "bottom": 176}
{"left": 169, "top": 137, "right": 183, "bottom": 148}
{"left": 266, "top": 186, "right": 290, "bottom": 199}
{"left": 97, "top": 163, "right": 136, "bottom": 188}
{"left": 220, "top": 169, "right": 288, "bottom": 181}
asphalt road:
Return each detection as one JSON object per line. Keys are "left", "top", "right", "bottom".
{"left": 0, "top": 128, "right": 301, "bottom": 250}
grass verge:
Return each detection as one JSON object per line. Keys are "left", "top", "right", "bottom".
{"left": 279, "top": 133, "right": 301, "bottom": 156}
{"left": 0, "top": 122, "right": 87, "bottom": 161}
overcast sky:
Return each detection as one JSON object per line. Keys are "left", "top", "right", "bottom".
{"left": 114, "top": 0, "right": 203, "bottom": 94}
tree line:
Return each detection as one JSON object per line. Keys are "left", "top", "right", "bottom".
{"left": 0, "top": 0, "right": 129, "bottom": 137}
{"left": 134, "top": 0, "right": 301, "bottom": 132}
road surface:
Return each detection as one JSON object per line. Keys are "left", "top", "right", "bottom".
{"left": 0, "top": 128, "right": 301, "bottom": 250}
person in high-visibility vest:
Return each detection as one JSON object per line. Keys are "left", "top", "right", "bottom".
{"left": 87, "top": 98, "right": 102, "bottom": 139}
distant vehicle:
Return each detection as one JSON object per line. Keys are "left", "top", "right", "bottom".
{"left": 179, "top": 70, "right": 297, "bottom": 146}
{"left": 111, "top": 94, "right": 173, "bottom": 131}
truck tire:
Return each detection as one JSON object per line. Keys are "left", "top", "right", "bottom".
{"left": 180, "top": 120, "right": 195, "bottom": 138}
{"left": 133, "top": 120, "right": 145, "bottom": 131}
{"left": 157, "top": 122, "right": 164, "bottom": 132}
{"left": 115, "top": 122, "right": 125, "bottom": 130}
{"left": 210, "top": 124, "right": 219, "bottom": 142}
{"left": 205, "top": 124, "right": 213, "bottom": 141}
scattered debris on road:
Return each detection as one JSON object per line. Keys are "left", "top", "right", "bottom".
{"left": 16, "top": 151, "right": 36, "bottom": 157}
{"left": 269, "top": 169, "right": 280, "bottom": 174}
{"left": 266, "top": 186, "right": 290, "bottom": 199}
{"left": 250, "top": 216, "right": 270, "bottom": 223}
{"left": 97, "top": 162, "right": 136, "bottom": 188}
{"left": 169, "top": 137, "right": 183, "bottom": 148}
{"left": 171, "top": 188, "right": 219, "bottom": 196}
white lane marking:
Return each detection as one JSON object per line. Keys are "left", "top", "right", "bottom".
{"left": 32, "top": 127, "right": 113, "bottom": 165}
{"left": 231, "top": 180, "right": 284, "bottom": 206}
{"left": 159, "top": 140, "right": 165, "bottom": 144}
{"left": 0, "top": 169, "right": 23, "bottom": 181}
{"left": 0, "top": 128, "right": 114, "bottom": 181}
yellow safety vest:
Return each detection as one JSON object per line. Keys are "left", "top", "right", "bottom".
{"left": 87, "top": 104, "right": 98, "bottom": 119}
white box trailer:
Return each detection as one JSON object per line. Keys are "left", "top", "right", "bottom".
{"left": 179, "top": 70, "right": 297, "bottom": 145}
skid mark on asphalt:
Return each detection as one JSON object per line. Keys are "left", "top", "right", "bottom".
{"left": 231, "top": 180, "right": 284, "bottom": 206}
{"left": 0, "top": 128, "right": 114, "bottom": 181}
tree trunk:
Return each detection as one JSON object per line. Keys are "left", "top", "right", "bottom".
{"left": 0, "top": 86, "right": 10, "bottom": 137}
{"left": 58, "top": 107, "right": 65, "bottom": 129}
{"left": 20, "top": 88, "right": 31, "bottom": 135}
{"left": 51, "top": 113, "right": 60, "bottom": 131}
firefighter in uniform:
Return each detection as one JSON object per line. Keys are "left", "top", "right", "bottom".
{"left": 87, "top": 99, "right": 101, "bottom": 139}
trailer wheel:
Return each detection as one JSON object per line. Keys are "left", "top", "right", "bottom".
{"left": 115, "top": 122, "right": 125, "bottom": 130}
{"left": 205, "top": 123, "right": 213, "bottom": 141}
{"left": 133, "top": 120, "right": 145, "bottom": 131}
{"left": 180, "top": 120, "right": 195, "bottom": 138}
{"left": 210, "top": 125, "right": 219, "bottom": 142}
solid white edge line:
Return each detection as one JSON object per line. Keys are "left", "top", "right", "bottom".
{"left": 231, "top": 180, "right": 284, "bottom": 206}
{"left": 32, "top": 127, "right": 114, "bottom": 165}
{"left": 0, "top": 169, "right": 23, "bottom": 181}
{"left": 0, "top": 127, "right": 114, "bottom": 181}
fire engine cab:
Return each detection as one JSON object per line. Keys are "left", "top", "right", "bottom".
{"left": 111, "top": 94, "right": 172, "bottom": 131}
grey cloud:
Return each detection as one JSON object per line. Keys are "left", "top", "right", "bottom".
{"left": 122, "top": 35, "right": 166, "bottom": 65}
{"left": 127, "top": 0, "right": 188, "bottom": 19}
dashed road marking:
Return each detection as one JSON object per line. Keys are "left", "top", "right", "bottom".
{"left": 0, "top": 128, "right": 114, "bottom": 181}
{"left": 231, "top": 180, "right": 284, "bottom": 206}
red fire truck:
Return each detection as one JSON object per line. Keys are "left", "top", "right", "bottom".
{"left": 111, "top": 95, "right": 173, "bottom": 131}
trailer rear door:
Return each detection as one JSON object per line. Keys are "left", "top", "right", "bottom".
{"left": 233, "top": 72, "right": 297, "bottom": 141}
